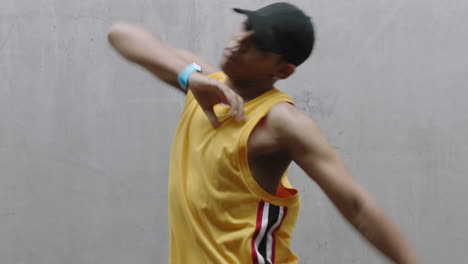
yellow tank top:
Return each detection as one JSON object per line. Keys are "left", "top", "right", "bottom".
{"left": 168, "top": 72, "right": 300, "bottom": 264}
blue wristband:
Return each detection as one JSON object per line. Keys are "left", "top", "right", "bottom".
{"left": 177, "top": 63, "right": 202, "bottom": 91}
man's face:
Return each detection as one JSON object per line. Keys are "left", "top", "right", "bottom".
{"left": 220, "top": 20, "right": 284, "bottom": 80}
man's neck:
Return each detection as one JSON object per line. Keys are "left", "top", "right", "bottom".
{"left": 224, "top": 76, "right": 276, "bottom": 103}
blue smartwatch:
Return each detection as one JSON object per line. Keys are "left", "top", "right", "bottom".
{"left": 177, "top": 63, "right": 202, "bottom": 91}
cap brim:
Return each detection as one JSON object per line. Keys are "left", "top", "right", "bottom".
{"left": 232, "top": 8, "right": 252, "bottom": 15}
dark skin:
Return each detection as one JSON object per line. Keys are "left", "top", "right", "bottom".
{"left": 200, "top": 20, "right": 291, "bottom": 194}
{"left": 221, "top": 21, "right": 420, "bottom": 263}
{"left": 221, "top": 20, "right": 295, "bottom": 102}
{"left": 108, "top": 19, "right": 422, "bottom": 263}
{"left": 219, "top": 20, "right": 295, "bottom": 195}
{"left": 248, "top": 114, "right": 292, "bottom": 194}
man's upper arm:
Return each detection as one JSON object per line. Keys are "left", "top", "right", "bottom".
{"left": 176, "top": 49, "right": 218, "bottom": 76}
{"left": 271, "top": 103, "right": 366, "bottom": 215}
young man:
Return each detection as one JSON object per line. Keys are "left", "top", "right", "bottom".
{"left": 107, "top": 2, "right": 422, "bottom": 263}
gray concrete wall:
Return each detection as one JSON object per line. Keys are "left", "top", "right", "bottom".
{"left": 1, "top": 0, "right": 467, "bottom": 263}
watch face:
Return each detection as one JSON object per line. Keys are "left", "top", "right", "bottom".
{"left": 192, "top": 63, "right": 202, "bottom": 72}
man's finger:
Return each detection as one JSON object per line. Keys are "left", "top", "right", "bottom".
{"left": 227, "top": 89, "right": 245, "bottom": 121}
{"left": 235, "top": 95, "right": 245, "bottom": 121}
{"left": 219, "top": 84, "right": 236, "bottom": 115}
{"left": 228, "top": 90, "right": 239, "bottom": 116}
{"left": 202, "top": 107, "right": 221, "bottom": 129}
{"left": 219, "top": 84, "right": 245, "bottom": 121}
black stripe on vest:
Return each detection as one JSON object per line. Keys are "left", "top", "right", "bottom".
{"left": 258, "top": 203, "right": 280, "bottom": 264}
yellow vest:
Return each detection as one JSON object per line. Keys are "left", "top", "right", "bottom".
{"left": 169, "top": 72, "right": 300, "bottom": 264}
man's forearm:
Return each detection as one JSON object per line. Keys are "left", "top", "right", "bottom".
{"left": 107, "top": 22, "right": 187, "bottom": 89}
{"left": 349, "top": 197, "right": 422, "bottom": 263}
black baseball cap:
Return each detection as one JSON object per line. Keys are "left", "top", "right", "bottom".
{"left": 233, "top": 2, "right": 315, "bottom": 66}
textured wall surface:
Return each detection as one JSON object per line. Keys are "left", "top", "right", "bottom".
{"left": 1, "top": 0, "right": 467, "bottom": 263}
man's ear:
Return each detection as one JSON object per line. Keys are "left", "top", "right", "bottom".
{"left": 274, "top": 63, "right": 295, "bottom": 80}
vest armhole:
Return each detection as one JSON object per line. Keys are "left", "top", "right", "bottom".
{"left": 237, "top": 97, "right": 299, "bottom": 207}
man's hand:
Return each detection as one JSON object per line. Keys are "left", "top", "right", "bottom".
{"left": 188, "top": 73, "right": 246, "bottom": 129}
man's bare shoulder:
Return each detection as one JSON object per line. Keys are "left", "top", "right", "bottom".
{"left": 248, "top": 102, "right": 307, "bottom": 155}
{"left": 265, "top": 101, "right": 323, "bottom": 151}
{"left": 267, "top": 102, "right": 317, "bottom": 132}
{"left": 267, "top": 101, "right": 303, "bottom": 119}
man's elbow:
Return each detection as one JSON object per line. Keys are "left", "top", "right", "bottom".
{"left": 347, "top": 189, "right": 378, "bottom": 224}
{"left": 107, "top": 22, "right": 128, "bottom": 46}
{"left": 339, "top": 186, "right": 371, "bottom": 221}
{"left": 107, "top": 22, "right": 142, "bottom": 62}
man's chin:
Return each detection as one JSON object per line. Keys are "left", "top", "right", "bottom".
{"left": 220, "top": 59, "right": 239, "bottom": 76}
{"left": 220, "top": 60, "right": 231, "bottom": 74}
